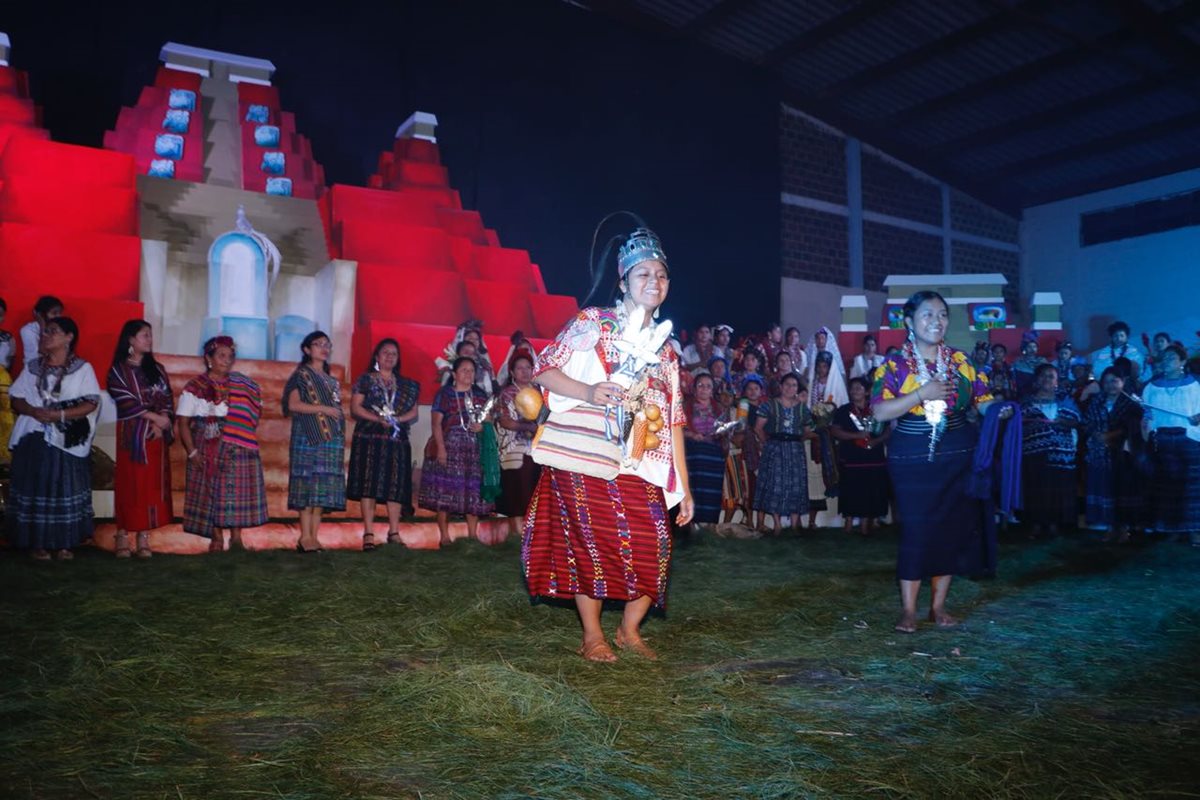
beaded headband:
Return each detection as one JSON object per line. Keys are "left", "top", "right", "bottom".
{"left": 617, "top": 227, "right": 668, "bottom": 278}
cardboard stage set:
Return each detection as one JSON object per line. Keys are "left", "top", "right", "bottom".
{"left": 0, "top": 40, "right": 580, "bottom": 552}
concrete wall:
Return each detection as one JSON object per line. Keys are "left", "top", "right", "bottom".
{"left": 781, "top": 277, "right": 887, "bottom": 339}
{"left": 1021, "top": 167, "right": 1200, "bottom": 353}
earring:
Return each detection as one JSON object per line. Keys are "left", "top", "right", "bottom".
{"left": 128, "top": 345, "right": 134, "bottom": 357}
{"left": 653, "top": 306, "right": 661, "bottom": 320}
{"left": 205, "top": 360, "right": 211, "bottom": 370}
{"left": 374, "top": 360, "right": 380, "bottom": 372}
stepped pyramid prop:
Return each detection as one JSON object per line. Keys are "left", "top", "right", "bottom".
{"left": 0, "top": 32, "right": 143, "bottom": 380}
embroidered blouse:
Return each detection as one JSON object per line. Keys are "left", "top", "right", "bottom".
{"left": 8, "top": 356, "right": 101, "bottom": 457}
{"left": 431, "top": 383, "right": 490, "bottom": 434}
{"left": 497, "top": 382, "right": 536, "bottom": 459}
{"left": 1021, "top": 395, "right": 1081, "bottom": 466}
{"left": 282, "top": 365, "right": 344, "bottom": 446}
{"left": 178, "top": 372, "right": 263, "bottom": 450}
{"left": 872, "top": 345, "right": 992, "bottom": 418}
{"left": 352, "top": 371, "right": 420, "bottom": 440}
{"left": 1141, "top": 375, "right": 1200, "bottom": 443}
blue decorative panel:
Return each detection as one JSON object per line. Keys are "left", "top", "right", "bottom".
{"left": 148, "top": 159, "right": 176, "bottom": 178}
{"left": 265, "top": 177, "right": 293, "bottom": 196}
{"left": 163, "top": 109, "right": 190, "bottom": 134}
{"left": 154, "top": 134, "right": 184, "bottom": 160}
{"left": 168, "top": 89, "right": 196, "bottom": 111}
{"left": 245, "top": 104, "right": 270, "bottom": 123}
{"left": 254, "top": 125, "right": 280, "bottom": 147}
{"left": 261, "top": 151, "right": 285, "bottom": 175}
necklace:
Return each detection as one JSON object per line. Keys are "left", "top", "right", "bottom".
{"left": 907, "top": 339, "right": 951, "bottom": 460}
{"left": 458, "top": 389, "right": 473, "bottom": 431}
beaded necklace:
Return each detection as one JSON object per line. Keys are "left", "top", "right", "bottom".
{"left": 905, "top": 339, "right": 951, "bottom": 460}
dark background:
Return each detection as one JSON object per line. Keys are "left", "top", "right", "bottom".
{"left": 4, "top": 0, "right": 783, "bottom": 332}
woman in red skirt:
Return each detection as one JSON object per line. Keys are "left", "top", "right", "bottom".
{"left": 107, "top": 320, "right": 175, "bottom": 558}
{"left": 523, "top": 222, "right": 694, "bottom": 662}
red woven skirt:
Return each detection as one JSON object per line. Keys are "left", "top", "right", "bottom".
{"left": 114, "top": 435, "right": 173, "bottom": 531}
{"left": 521, "top": 468, "right": 673, "bottom": 608}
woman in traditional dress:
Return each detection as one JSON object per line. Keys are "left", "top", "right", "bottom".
{"left": 283, "top": 331, "right": 345, "bottom": 553}
{"left": 348, "top": 338, "right": 420, "bottom": 550}
{"left": 1012, "top": 333, "right": 1048, "bottom": 399}
{"left": 767, "top": 350, "right": 795, "bottom": 399}
{"left": 523, "top": 223, "right": 693, "bottom": 662}
{"left": 1020, "top": 363, "right": 1082, "bottom": 537}
{"left": 1140, "top": 344, "right": 1200, "bottom": 546}
{"left": 784, "top": 327, "right": 809, "bottom": 378}
{"left": 988, "top": 343, "right": 1015, "bottom": 400}
{"left": 8, "top": 317, "right": 100, "bottom": 560}
{"left": 831, "top": 377, "right": 891, "bottom": 536}
{"left": 849, "top": 334, "right": 886, "bottom": 380}
{"left": 871, "top": 291, "right": 1008, "bottom": 633}
{"left": 419, "top": 356, "right": 493, "bottom": 545}
{"left": 496, "top": 350, "right": 541, "bottom": 537}
{"left": 683, "top": 372, "right": 725, "bottom": 532}
{"left": 719, "top": 375, "right": 762, "bottom": 532}
{"left": 1083, "top": 366, "right": 1143, "bottom": 543}
{"left": 107, "top": 320, "right": 174, "bottom": 558}
{"left": 707, "top": 355, "right": 735, "bottom": 414}
{"left": 753, "top": 371, "right": 813, "bottom": 536}
{"left": 730, "top": 347, "right": 764, "bottom": 393}
{"left": 177, "top": 336, "right": 269, "bottom": 551}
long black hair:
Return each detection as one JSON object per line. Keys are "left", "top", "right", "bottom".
{"left": 300, "top": 330, "right": 332, "bottom": 374}
{"left": 46, "top": 316, "right": 80, "bottom": 354}
{"left": 112, "top": 319, "right": 163, "bottom": 385}
{"left": 369, "top": 337, "right": 402, "bottom": 380}
{"left": 902, "top": 290, "right": 949, "bottom": 330}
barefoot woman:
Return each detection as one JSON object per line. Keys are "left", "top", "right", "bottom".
{"left": 522, "top": 223, "right": 694, "bottom": 662}
{"left": 871, "top": 291, "right": 1008, "bottom": 633}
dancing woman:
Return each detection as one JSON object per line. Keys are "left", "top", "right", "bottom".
{"left": 522, "top": 223, "right": 693, "bottom": 662}
{"left": 871, "top": 291, "right": 1010, "bottom": 633}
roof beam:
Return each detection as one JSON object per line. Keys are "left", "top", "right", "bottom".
{"left": 674, "top": 0, "right": 759, "bottom": 37}
{"left": 1023, "top": 150, "right": 1200, "bottom": 207}
{"left": 882, "top": 28, "right": 1132, "bottom": 127}
{"left": 1112, "top": 0, "right": 1200, "bottom": 76}
{"left": 982, "top": 109, "right": 1200, "bottom": 179}
{"left": 757, "top": 0, "right": 894, "bottom": 68}
{"left": 814, "top": 0, "right": 1055, "bottom": 99}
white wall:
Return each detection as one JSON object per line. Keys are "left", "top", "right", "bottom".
{"left": 1022, "top": 168, "right": 1200, "bottom": 354}
{"left": 781, "top": 277, "right": 888, "bottom": 338}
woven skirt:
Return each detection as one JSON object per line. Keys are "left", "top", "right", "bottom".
{"left": 114, "top": 434, "right": 173, "bottom": 531}
{"left": 347, "top": 429, "right": 413, "bottom": 505}
{"left": 184, "top": 439, "right": 269, "bottom": 536}
{"left": 1084, "top": 449, "right": 1141, "bottom": 529}
{"left": 418, "top": 427, "right": 493, "bottom": 516}
{"left": 522, "top": 468, "right": 672, "bottom": 607}
{"left": 754, "top": 439, "right": 809, "bottom": 515}
{"left": 9, "top": 434, "right": 93, "bottom": 550}
{"left": 497, "top": 454, "right": 541, "bottom": 518}
{"left": 1150, "top": 430, "right": 1200, "bottom": 533}
{"left": 685, "top": 439, "right": 725, "bottom": 524}
{"left": 287, "top": 434, "right": 346, "bottom": 512}
{"left": 888, "top": 424, "right": 986, "bottom": 581}
{"left": 1021, "top": 452, "right": 1077, "bottom": 527}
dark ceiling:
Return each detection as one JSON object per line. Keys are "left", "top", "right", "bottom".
{"left": 589, "top": 0, "right": 1200, "bottom": 214}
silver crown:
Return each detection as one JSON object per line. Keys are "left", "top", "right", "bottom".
{"left": 617, "top": 227, "right": 667, "bottom": 277}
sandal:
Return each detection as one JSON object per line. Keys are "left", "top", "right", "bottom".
{"left": 613, "top": 628, "right": 658, "bottom": 660}
{"left": 135, "top": 532, "right": 153, "bottom": 559}
{"left": 31, "top": 549, "right": 51, "bottom": 561}
{"left": 55, "top": 549, "right": 74, "bottom": 561}
{"left": 362, "top": 532, "right": 377, "bottom": 552}
{"left": 386, "top": 530, "right": 402, "bottom": 545}
{"left": 114, "top": 531, "right": 132, "bottom": 559}
{"left": 577, "top": 638, "right": 618, "bottom": 663}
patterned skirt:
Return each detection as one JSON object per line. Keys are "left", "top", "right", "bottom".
{"left": 115, "top": 434, "right": 173, "bottom": 531}
{"left": 1150, "top": 430, "right": 1200, "bottom": 533}
{"left": 889, "top": 425, "right": 986, "bottom": 581}
{"left": 1084, "top": 449, "right": 1141, "bottom": 529}
{"left": 497, "top": 454, "right": 541, "bottom": 518}
{"left": 287, "top": 434, "right": 346, "bottom": 512}
{"left": 418, "top": 427, "right": 493, "bottom": 516}
{"left": 184, "top": 438, "right": 269, "bottom": 537}
{"left": 722, "top": 446, "right": 754, "bottom": 514}
{"left": 9, "top": 434, "right": 93, "bottom": 550}
{"left": 685, "top": 439, "right": 725, "bottom": 524}
{"left": 1021, "top": 452, "right": 1077, "bottom": 527}
{"left": 347, "top": 429, "right": 413, "bottom": 505}
{"left": 754, "top": 439, "right": 809, "bottom": 515}
{"left": 522, "top": 468, "right": 672, "bottom": 607}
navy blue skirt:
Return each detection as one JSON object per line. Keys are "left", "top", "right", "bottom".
{"left": 887, "top": 418, "right": 986, "bottom": 581}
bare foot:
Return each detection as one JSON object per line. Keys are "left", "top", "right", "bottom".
{"left": 614, "top": 627, "right": 658, "bottom": 660}
{"left": 929, "top": 609, "right": 959, "bottom": 628}
{"left": 577, "top": 636, "right": 618, "bottom": 663}
{"left": 894, "top": 612, "right": 918, "bottom": 634}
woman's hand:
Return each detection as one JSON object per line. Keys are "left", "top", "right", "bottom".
{"left": 676, "top": 492, "right": 695, "bottom": 526}
{"left": 588, "top": 381, "right": 625, "bottom": 407}
{"left": 325, "top": 404, "right": 344, "bottom": 419}
{"left": 469, "top": 422, "right": 483, "bottom": 433}
{"left": 916, "top": 377, "right": 955, "bottom": 403}
{"left": 33, "top": 407, "right": 57, "bottom": 424}
{"left": 437, "top": 445, "right": 448, "bottom": 466}
{"left": 146, "top": 425, "right": 163, "bottom": 440}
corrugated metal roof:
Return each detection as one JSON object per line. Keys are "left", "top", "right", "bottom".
{"left": 598, "top": 0, "right": 1200, "bottom": 209}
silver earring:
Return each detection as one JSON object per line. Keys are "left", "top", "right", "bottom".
{"left": 653, "top": 306, "right": 661, "bottom": 320}
{"left": 374, "top": 360, "right": 380, "bottom": 372}
{"left": 128, "top": 345, "right": 134, "bottom": 357}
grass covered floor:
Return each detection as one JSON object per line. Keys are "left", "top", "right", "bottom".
{"left": 2, "top": 528, "right": 1198, "bottom": 799}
